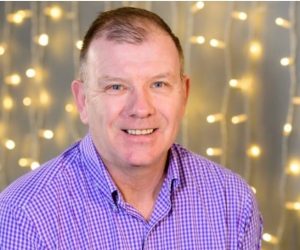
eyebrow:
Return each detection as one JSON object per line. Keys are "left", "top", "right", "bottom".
{"left": 96, "top": 76, "right": 128, "bottom": 86}
{"left": 97, "top": 72, "right": 174, "bottom": 84}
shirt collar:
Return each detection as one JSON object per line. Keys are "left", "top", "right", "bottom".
{"left": 79, "top": 134, "right": 119, "bottom": 205}
{"left": 79, "top": 134, "right": 182, "bottom": 205}
{"left": 166, "top": 144, "right": 182, "bottom": 191}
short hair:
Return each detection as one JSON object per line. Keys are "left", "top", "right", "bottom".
{"left": 79, "top": 7, "right": 184, "bottom": 81}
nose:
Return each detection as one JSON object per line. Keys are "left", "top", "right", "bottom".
{"left": 126, "top": 87, "right": 155, "bottom": 118}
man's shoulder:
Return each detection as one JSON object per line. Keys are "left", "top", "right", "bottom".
{"left": 172, "top": 144, "right": 252, "bottom": 195}
{"left": 0, "top": 140, "right": 81, "bottom": 209}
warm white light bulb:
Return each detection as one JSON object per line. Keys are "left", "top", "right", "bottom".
{"left": 5, "top": 139, "right": 15, "bottom": 150}
{"left": 65, "top": 103, "right": 75, "bottom": 113}
{"left": 285, "top": 201, "right": 300, "bottom": 210}
{"left": 39, "top": 129, "right": 54, "bottom": 139}
{"left": 287, "top": 160, "right": 300, "bottom": 175}
{"left": 231, "top": 114, "right": 248, "bottom": 124}
{"left": 7, "top": 13, "right": 24, "bottom": 24}
{"left": 23, "top": 97, "right": 32, "bottom": 106}
{"left": 3, "top": 96, "right": 14, "bottom": 110}
{"left": 247, "top": 145, "right": 261, "bottom": 158}
{"left": 232, "top": 11, "right": 247, "bottom": 21}
{"left": 262, "top": 233, "right": 278, "bottom": 244}
{"left": 249, "top": 41, "right": 262, "bottom": 59}
{"left": 206, "top": 114, "right": 223, "bottom": 123}
{"left": 19, "top": 158, "right": 32, "bottom": 167}
{"left": 39, "top": 90, "right": 51, "bottom": 106}
{"left": 76, "top": 40, "right": 83, "bottom": 50}
{"left": 229, "top": 79, "right": 239, "bottom": 88}
{"left": 280, "top": 57, "right": 292, "bottom": 66}
{"left": 0, "top": 44, "right": 6, "bottom": 56}
{"left": 251, "top": 186, "right": 257, "bottom": 194}
{"left": 283, "top": 123, "right": 292, "bottom": 136}
{"left": 190, "top": 36, "right": 205, "bottom": 45}
{"left": 26, "top": 68, "right": 36, "bottom": 78}
{"left": 191, "top": 1, "right": 205, "bottom": 13}
{"left": 5, "top": 73, "right": 21, "bottom": 86}
{"left": 38, "top": 34, "right": 49, "bottom": 46}
{"left": 209, "top": 39, "right": 225, "bottom": 49}
{"left": 31, "top": 161, "right": 40, "bottom": 170}
{"left": 206, "top": 148, "right": 222, "bottom": 156}
{"left": 275, "top": 17, "right": 291, "bottom": 28}
{"left": 293, "top": 97, "right": 300, "bottom": 105}
{"left": 45, "top": 5, "right": 63, "bottom": 20}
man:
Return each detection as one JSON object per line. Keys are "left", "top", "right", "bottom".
{"left": 0, "top": 7, "right": 262, "bottom": 249}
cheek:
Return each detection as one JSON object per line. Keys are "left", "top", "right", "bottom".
{"left": 88, "top": 97, "right": 124, "bottom": 125}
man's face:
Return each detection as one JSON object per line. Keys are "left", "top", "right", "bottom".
{"left": 72, "top": 29, "right": 189, "bottom": 170}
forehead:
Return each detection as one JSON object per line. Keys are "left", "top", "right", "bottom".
{"left": 86, "top": 30, "right": 181, "bottom": 76}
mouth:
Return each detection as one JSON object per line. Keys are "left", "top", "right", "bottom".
{"left": 122, "top": 128, "right": 157, "bottom": 136}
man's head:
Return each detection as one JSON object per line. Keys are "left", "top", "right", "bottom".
{"left": 72, "top": 7, "right": 189, "bottom": 170}
{"left": 79, "top": 7, "right": 184, "bottom": 81}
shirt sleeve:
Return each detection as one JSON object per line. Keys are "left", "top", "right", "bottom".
{"left": 0, "top": 202, "right": 46, "bottom": 250}
{"left": 238, "top": 189, "right": 263, "bottom": 250}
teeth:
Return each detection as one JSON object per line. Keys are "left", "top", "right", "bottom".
{"left": 126, "top": 129, "right": 154, "bottom": 135}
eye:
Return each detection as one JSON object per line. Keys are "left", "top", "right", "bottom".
{"left": 110, "top": 84, "right": 124, "bottom": 91}
{"left": 105, "top": 83, "right": 127, "bottom": 94}
{"left": 152, "top": 81, "right": 166, "bottom": 88}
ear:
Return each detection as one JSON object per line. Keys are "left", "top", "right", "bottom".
{"left": 182, "top": 74, "right": 190, "bottom": 105}
{"left": 71, "top": 80, "right": 89, "bottom": 124}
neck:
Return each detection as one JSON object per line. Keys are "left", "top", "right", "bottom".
{"left": 104, "top": 157, "right": 168, "bottom": 220}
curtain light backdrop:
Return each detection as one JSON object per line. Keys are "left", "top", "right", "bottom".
{"left": 0, "top": 1, "right": 300, "bottom": 249}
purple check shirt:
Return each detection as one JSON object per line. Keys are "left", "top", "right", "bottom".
{"left": 0, "top": 134, "right": 262, "bottom": 249}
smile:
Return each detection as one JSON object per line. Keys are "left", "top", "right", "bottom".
{"left": 125, "top": 129, "right": 155, "bottom": 135}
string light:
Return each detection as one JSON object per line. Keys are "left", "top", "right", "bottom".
{"left": 26, "top": 68, "right": 36, "bottom": 78}
{"left": 228, "top": 78, "right": 249, "bottom": 90}
{"left": 23, "top": 97, "right": 32, "bottom": 107}
{"left": 39, "top": 90, "right": 51, "bottom": 106}
{"left": 231, "top": 11, "right": 248, "bottom": 21}
{"left": 30, "top": 161, "right": 40, "bottom": 170}
{"left": 76, "top": 40, "right": 83, "bottom": 50}
{"left": 286, "top": 160, "right": 300, "bottom": 175}
{"left": 283, "top": 123, "right": 292, "bottom": 136}
{"left": 209, "top": 39, "right": 226, "bottom": 49}
{"left": 18, "top": 158, "right": 33, "bottom": 167}
{"left": 4, "top": 139, "right": 15, "bottom": 150}
{"left": 285, "top": 201, "right": 300, "bottom": 210}
{"left": 280, "top": 57, "right": 292, "bottom": 66}
{"left": 65, "top": 103, "right": 75, "bottom": 113}
{"left": 0, "top": 44, "right": 6, "bottom": 56}
{"left": 5, "top": 73, "right": 21, "bottom": 86}
{"left": 247, "top": 145, "right": 261, "bottom": 158}
{"left": 37, "top": 34, "right": 49, "bottom": 46}
{"left": 251, "top": 186, "right": 257, "bottom": 194}
{"left": 231, "top": 114, "right": 248, "bottom": 124}
{"left": 206, "top": 148, "right": 222, "bottom": 156}
{"left": 190, "top": 1, "right": 205, "bottom": 13}
{"left": 249, "top": 41, "right": 262, "bottom": 59}
{"left": 262, "top": 233, "right": 278, "bottom": 244}
{"left": 206, "top": 113, "right": 223, "bottom": 123}
{"left": 44, "top": 5, "right": 63, "bottom": 20}
{"left": 275, "top": 17, "right": 291, "bottom": 28}
{"left": 39, "top": 129, "right": 54, "bottom": 140}
{"left": 7, "top": 10, "right": 31, "bottom": 25}
{"left": 190, "top": 36, "right": 205, "bottom": 45}
{"left": 292, "top": 97, "right": 300, "bottom": 105}
{"left": 3, "top": 96, "right": 14, "bottom": 110}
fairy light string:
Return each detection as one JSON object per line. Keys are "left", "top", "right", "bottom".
{"left": 275, "top": 2, "right": 298, "bottom": 249}
{"left": 1, "top": 3, "right": 300, "bottom": 248}
{"left": 243, "top": 1, "right": 260, "bottom": 182}
{"left": 220, "top": 2, "right": 235, "bottom": 167}
{"left": 0, "top": 1, "right": 13, "bottom": 189}
{"left": 181, "top": 2, "right": 201, "bottom": 147}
